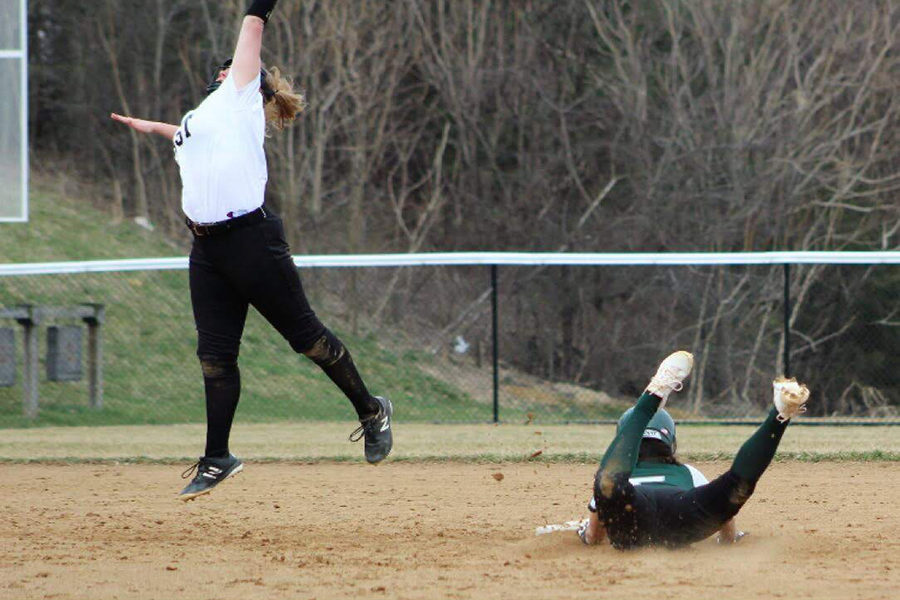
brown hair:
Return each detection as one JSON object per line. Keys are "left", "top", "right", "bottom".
{"left": 638, "top": 438, "right": 681, "bottom": 465}
{"left": 262, "top": 67, "right": 306, "bottom": 132}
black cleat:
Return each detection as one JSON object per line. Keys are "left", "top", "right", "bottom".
{"left": 349, "top": 396, "right": 393, "bottom": 464}
{"left": 179, "top": 454, "right": 243, "bottom": 501}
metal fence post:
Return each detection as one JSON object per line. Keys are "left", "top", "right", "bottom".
{"left": 83, "top": 304, "right": 105, "bottom": 410}
{"left": 491, "top": 264, "right": 499, "bottom": 423}
{"left": 15, "top": 306, "right": 39, "bottom": 419}
{"left": 783, "top": 263, "right": 791, "bottom": 377}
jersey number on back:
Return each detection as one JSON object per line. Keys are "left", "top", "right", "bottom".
{"left": 174, "top": 114, "right": 194, "bottom": 147}
{"left": 629, "top": 475, "right": 666, "bottom": 486}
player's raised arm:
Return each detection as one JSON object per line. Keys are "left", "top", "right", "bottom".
{"left": 230, "top": 0, "right": 278, "bottom": 88}
{"left": 110, "top": 113, "right": 178, "bottom": 140}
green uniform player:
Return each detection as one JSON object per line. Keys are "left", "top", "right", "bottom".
{"left": 580, "top": 351, "right": 810, "bottom": 549}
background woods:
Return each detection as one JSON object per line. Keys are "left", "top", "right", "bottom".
{"left": 25, "top": 0, "right": 900, "bottom": 415}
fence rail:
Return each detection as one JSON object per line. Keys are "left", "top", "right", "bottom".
{"left": 2, "top": 251, "right": 900, "bottom": 277}
{"left": 1, "top": 253, "right": 898, "bottom": 427}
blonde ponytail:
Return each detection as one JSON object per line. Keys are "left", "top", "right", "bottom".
{"left": 263, "top": 67, "right": 306, "bottom": 132}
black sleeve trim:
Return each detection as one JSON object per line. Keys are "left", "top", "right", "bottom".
{"left": 246, "top": 0, "right": 278, "bottom": 23}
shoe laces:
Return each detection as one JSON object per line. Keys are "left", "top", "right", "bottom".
{"left": 651, "top": 368, "right": 685, "bottom": 392}
{"left": 349, "top": 411, "right": 380, "bottom": 442}
{"left": 180, "top": 458, "right": 218, "bottom": 480}
{"left": 181, "top": 461, "right": 200, "bottom": 480}
{"left": 776, "top": 405, "right": 805, "bottom": 422}
{"left": 776, "top": 395, "right": 807, "bottom": 422}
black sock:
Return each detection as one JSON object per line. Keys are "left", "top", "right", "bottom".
{"left": 318, "top": 349, "right": 379, "bottom": 419}
{"left": 202, "top": 362, "right": 241, "bottom": 458}
{"left": 303, "top": 330, "right": 379, "bottom": 419}
{"left": 730, "top": 407, "right": 789, "bottom": 483}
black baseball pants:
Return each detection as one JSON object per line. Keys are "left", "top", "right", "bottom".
{"left": 188, "top": 209, "right": 377, "bottom": 458}
{"left": 189, "top": 211, "right": 325, "bottom": 360}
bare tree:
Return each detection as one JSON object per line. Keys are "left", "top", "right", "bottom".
{"left": 26, "top": 0, "right": 900, "bottom": 415}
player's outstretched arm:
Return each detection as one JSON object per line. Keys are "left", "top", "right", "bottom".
{"left": 110, "top": 113, "right": 178, "bottom": 140}
{"left": 231, "top": 0, "right": 278, "bottom": 88}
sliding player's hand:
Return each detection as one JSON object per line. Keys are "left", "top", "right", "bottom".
{"left": 576, "top": 513, "right": 606, "bottom": 546}
{"left": 577, "top": 519, "right": 591, "bottom": 545}
{"left": 716, "top": 530, "right": 747, "bottom": 544}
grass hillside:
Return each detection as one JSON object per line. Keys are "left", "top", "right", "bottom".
{"left": 0, "top": 182, "right": 494, "bottom": 428}
{"left": 0, "top": 178, "right": 186, "bottom": 262}
{"left": 0, "top": 181, "right": 629, "bottom": 429}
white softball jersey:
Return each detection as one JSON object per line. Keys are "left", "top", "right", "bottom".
{"left": 174, "top": 72, "right": 267, "bottom": 224}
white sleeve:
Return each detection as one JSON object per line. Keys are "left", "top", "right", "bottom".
{"left": 685, "top": 464, "right": 709, "bottom": 487}
{"left": 219, "top": 71, "right": 263, "bottom": 111}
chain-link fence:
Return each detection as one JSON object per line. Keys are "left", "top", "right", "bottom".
{"left": 1, "top": 254, "right": 898, "bottom": 427}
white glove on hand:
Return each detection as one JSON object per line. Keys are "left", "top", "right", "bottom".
{"left": 576, "top": 519, "right": 592, "bottom": 545}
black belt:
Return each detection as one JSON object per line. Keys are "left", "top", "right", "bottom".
{"left": 185, "top": 206, "right": 267, "bottom": 237}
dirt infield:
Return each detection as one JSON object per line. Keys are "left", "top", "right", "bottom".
{"left": 2, "top": 461, "right": 897, "bottom": 600}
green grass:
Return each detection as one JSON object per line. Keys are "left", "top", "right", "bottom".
{"left": 0, "top": 183, "right": 486, "bottom": 427}
{"left": 0, "top": 423, "right": 898, "bottom": 462}
{"left": 0, "top": 184, "right": 184, "bottom": 263}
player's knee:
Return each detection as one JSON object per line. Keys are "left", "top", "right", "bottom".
{"left": 196, "top": 332, "right": 240, "bottom": 367}
{"left": 727, "top": 473, "right": 756, "bottom": 507}
{"left": 300, "top": 329, "right": 346, "bottom": 367}
{"left": 594, "top": 469, "right": 625, "bottom": 501}
{"left": 198, "top": 355, "right": 238, "bottom": 379}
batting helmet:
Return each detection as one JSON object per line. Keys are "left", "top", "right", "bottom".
{"left": 206, "top": 58, "right": 276, "bottom": 101}
{"left": 617, "top": 406, "right": 677, "bottom": 454}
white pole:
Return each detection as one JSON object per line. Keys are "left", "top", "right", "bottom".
{"left": 21, "top": 0, "right": 29, "bottom": 222}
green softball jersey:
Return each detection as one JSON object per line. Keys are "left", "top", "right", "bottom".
{"left": 628, "top": 462, "right": 709, "bottom": 491}
{"left": 589, "top": 462, "right": 709, "bottom": 512}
